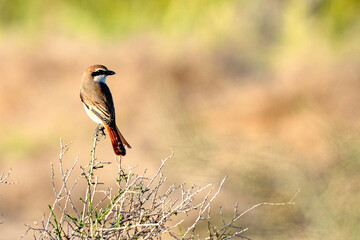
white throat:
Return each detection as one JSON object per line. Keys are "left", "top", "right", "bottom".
{"left": 94, "top": 75, "right": 107, "bottom": 83}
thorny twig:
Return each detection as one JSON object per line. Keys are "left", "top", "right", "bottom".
{"left": 0, "top": 168, "right": 16, "bottom": 185}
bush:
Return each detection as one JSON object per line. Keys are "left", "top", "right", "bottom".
{"left": 22, "top": 133, "right": 297, "bottom": 239}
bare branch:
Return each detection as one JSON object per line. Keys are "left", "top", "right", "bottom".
{"left": 23, "top": 137, "right": 297, "bottom": 240}
{"left": 0, "top": 168, "right": 16, "bottom": 185}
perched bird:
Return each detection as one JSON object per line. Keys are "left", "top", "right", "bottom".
{"left": 80, "top": 65, "right": 131, "bottom": 156}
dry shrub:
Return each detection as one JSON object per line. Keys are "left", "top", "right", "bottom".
{"left": 22, "top": 132, "right": 297, "bottom": 239}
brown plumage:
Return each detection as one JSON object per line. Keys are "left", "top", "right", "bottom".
{"left": 80, "top": 65, "right": 131, "bottom": 156}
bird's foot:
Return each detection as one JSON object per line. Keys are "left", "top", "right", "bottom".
{"left": 95, "top": 124, "right": 106, "bottom": 139}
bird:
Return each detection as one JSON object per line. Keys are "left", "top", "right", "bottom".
{"left": 80, "top": 64, "right": 131, "bottom": 156}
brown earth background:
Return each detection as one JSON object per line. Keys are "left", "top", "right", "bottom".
{"left": 0, "top": 0, "right": 360, "bottom": 239}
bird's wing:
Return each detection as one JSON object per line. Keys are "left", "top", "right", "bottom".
{"left": 80, "top": 83, "right": 115, "bottom": 126}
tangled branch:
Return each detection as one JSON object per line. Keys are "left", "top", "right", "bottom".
{"left": 22, "top": 133, "right": 298, "bottom": 239}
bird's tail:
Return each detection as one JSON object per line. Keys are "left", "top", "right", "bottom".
{"left": 104, "top": 124, "right": 131, "bottom": 156}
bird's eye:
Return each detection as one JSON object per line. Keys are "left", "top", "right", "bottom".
{"left": 91, "top": 69, "right": 104, "bottom": 76}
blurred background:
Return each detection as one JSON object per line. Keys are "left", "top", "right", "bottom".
{"left": 0, "top": 0, "right": 360, "bottom": 239}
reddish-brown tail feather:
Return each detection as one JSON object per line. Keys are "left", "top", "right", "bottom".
{"left": 116, "top": 126, "right": 131, "bottom": 149}
{"left": 104, "top": 125, "right": 127, "bottom": 156}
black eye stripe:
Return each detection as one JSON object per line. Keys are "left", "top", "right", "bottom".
{"left": 91, "top": 70, "right": 106, "bottom": 76}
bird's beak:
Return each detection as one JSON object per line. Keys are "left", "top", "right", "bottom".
{"left": 105, "top": 70, "right": 116, "bottom": 75}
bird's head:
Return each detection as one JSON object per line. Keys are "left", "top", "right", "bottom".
{"left": 85, "top": 65, "right": 115, "bottom": 83}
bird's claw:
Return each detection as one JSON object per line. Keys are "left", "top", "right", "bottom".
{"left": 95, "top": 125, "right": 106, "bottom": 139}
